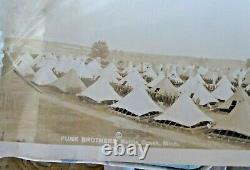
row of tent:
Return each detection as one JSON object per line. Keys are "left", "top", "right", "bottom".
{"left": 15, "top": 52, "right": 101, "bottom": 81}
{"left": 14, "top": 52, "right": 250, "bottom": 142}
{"left": 15, "top": 52, "right": 250, "bottom": 87}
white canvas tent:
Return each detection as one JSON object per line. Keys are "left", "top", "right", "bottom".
{"left": 227, "top": 68, "right": 245, "bottom": 83}
{"left": 212, "top": 85, "right": 234, "bottom": 101}
{"left": 197, "top": 66, "right": 208, "bottom": 76}
{"left": 203, "top": 71, "right": 219, "bottom": 84}
{"left": 178, "top": 74, "right": 206, "bottom": 94}
{"left": 143, "top": 66, "right": 157, "bottom": 79}
{"left": 212, "top": 98, "right": 250, "bottom": 139}
{"left": 15, "top": 53, "right": 35, "bottom": 76}
{"left": 217, "top": 75, "right": 234, "bottom": 88}
{"left": 76, "top": 77, "right": 121, "bottom": 103}
{"left": 212, "top": 75, "right": 234, "bottom": 101}
{"left": 136, "top": 62, "right": 148, "bottom": 73}
{"left": 37, "top": 53, "right": 58, "bottom": 69}
{"left": 74, "top": 56, "right": 87, "bottom": 64}
{"left": 147, "top": 74, "right": 165, "bottom": 88}
{"left": 243, "top": 71, "right": 250, "bottom": 85}
{"left": 167, "top": 68, "right": 183, "bottom": 85}
{"left": 86, "top": 59, "right": 102, "bottom": 78}
{"left": 151, "top": 77, "right": 178, "bottom": 97}
{"left": 177, "top": 65, "right": 194, "bottom": 76}
{"left": 217, "top": 87, "right": 249, "bottom": 111}
{"left": 191, "top": 83, "right": 218, "bottom": 106}
{"left": 154, "top": 94, "right": 213, "bottom": 128}
{"left": 54, "top": 56, "right": 73, "bottom": 73}
{"left": 111, "top": 87, "right": 163, "bottom": 117}
{"left": 99, "top": 63, "right": 121, "bottom": 83}
{"left": 15, "top": 52, "right": 34, "bottom": 66}
{"left": 33, "top": 55, "right": 45, "bottom": 66}
{"left": 32, "top": 66, "right": 58, "bottom": 86}
{"left": 122, "top": 61, "right": 134, "bottom": 74}
{"left": 70, "top": 59, "right": 92, "bottom": 79}
{"left": 178, "top": 73, "right": 218, "bottom": 106}
{"left": 120, "top": 69, "right": 147, "bottom": 88}
{"left": 50, "top": 69, "right": 86, "bottom": 93}
{"left": 73, "top": 64, "right": 92, "bottom": 79}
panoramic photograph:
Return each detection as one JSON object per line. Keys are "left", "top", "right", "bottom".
{"left": 0, "top": 0, "right": 250, "bottom": 166}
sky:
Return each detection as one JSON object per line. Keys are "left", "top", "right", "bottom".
{"left": 2, "top": 0, "right": 250, "bottom": 60}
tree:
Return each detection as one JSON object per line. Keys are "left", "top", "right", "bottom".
{"left": 89, "top": 41, "right": 109, "bottom": 58}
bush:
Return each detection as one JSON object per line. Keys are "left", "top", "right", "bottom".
{"left": 89, "top": 41, "right": 109, "bottom": 58}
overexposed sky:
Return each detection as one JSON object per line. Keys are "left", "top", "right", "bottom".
{"left": 2, "top": 0, "right": 250, "bottom": 60}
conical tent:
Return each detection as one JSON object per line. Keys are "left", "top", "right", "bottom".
{"left": 121, "top": 69, "right": 147, "bottom": 88}
{"left": 188, "top": 65, "right": 197, "bottom": 76}
{"left": 192, "top": 83, "right": 218, "bottom": 106}
{"left": 177, "top": 67, "right": 189, "bottom": 78}
{"left": 50, "top": 69, "right": 86, "bottom": 93}
{"left": 70, "top": 57, "right": 81, "bottom": 68}
{"left": 212, "top": 98, "right": 250, "bottom": 137}
{"left": 203, "top": 71, "right": 219, "bottom": 84}
{"left": 144, "top": 66, "right": 157, "bottom": 79}
{"left": 38, "top": 53, "right": 58, "bottom": 69}
{"left": 33, "top": 55, "right": 45, "bottom": 66}
{"left": 122, "top": 61, "right": 134, "bottom": 74}
{"left": 212, "top": 85, "right": 234, "bottom": 101}
{"left": 154, "top": 94, "right": 213, "bottom": 127}
{"left": 111, "top": 87, "right": 163, "bottom": 116}
{"left": 227, "top": 68, "right": 244, "bottom": 83}
{"left": 238, "top": 70, "right": 246, "bottom": 86}
{"left": 74, "top": 55, "right": 87, "bottom": 64}
{"left": 151, "top": 77, "right": 178, "bottom": 96}
{"left": 76, "top": 77, "right": 121, "bottom": 103}
{"left": 217, "top": 87, "right": 249, "bottom": 110}
{"left": 99, "top": 63, "right": 121, "bottom": 83}
{"left": 86, "top": 59, "right": 102, "bottom": 78}
{"left": 45, "top": 53, "right": 57, "bottom": 61}
{"left": 54, "top": 56, "right": 73, "bottom": 73}
{"left": 15, "top": 53, "right": 35, "bottom": 76}
{"left": 16, "top": 52, "right": 34, "bottom": 66}
{"left": 168, "top": 68, "right": 183, "bottom": 84}
{"left": 243, "top": 71, "right": 250, "bottom": 85}
{"left": 178, "top": 74, "right": 206, "bottom": 93}
{"left": 147, "top": 74, "right": 164, "bottom": 88}
{"left": 197, "top": 66, "right": 208, "bottom": 76}
{"left": 136, "top": 62, "right": 148, "bottom": 72}
{"left": 75, "top": 65, "right": 92, "bottom": 79}
{"left": 212, "top": 76, "right": 234, "bottom": 101}
{"left": 71, "top": 61, "right": 92, "bottom": 79}
{"left": 32, "top": 66, "right": 58, "bottom": 86}
{"left": 217, "top": 75, "right": 234, "bottom": 88}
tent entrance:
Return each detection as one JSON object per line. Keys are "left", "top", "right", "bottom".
{"left": 154, "top": 120, "right": 211, "bottom": 129}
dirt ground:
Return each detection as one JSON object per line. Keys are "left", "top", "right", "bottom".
{"left": 0, "top": 70, "right": 250, "bottom": 150}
